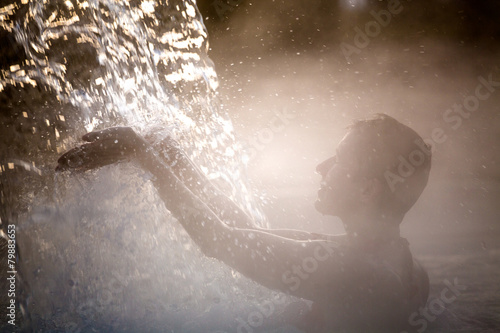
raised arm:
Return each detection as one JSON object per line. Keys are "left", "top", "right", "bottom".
{"left": 145, "top": 135, "right": 257, "bottom": 229}
{"left": 56, "top": 127, "right": 346, "bottom": 300}
{"left": 140, "top": 136, "right": 355, "bottom": 300}
{"left": 147, "top": 135, "right": 333, "bottom": 240}
{"left": 140, "top": 147, "right": 347, "bottom": 298}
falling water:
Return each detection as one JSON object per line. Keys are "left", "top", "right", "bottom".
{"left": 1, "top": 0, "right": 265, "bottom": 222}
{"left": 0, "top": 0, "right": 304, "bottom": 332}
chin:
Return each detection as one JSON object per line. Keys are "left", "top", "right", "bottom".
{"left": 315, "top": 199, "right": 334, "bottom": 215}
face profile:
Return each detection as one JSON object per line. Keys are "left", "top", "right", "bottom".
{"left": 316, "top": 114, "right": 432, "bottom": 224}
{"left": 315, "top": 133, "right": 362, "bottom": 217}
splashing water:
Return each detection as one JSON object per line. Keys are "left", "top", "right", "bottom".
{"left": 1, "top": 0, "right": 264, "bottom": 223}
{"left": 0, "top": 0, "right": 305, "bottom": 332}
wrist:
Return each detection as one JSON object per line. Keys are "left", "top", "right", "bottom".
{"left": 136, "top": 143, "right": 157, "bottom": 171}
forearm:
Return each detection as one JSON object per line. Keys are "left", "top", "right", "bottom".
{"left": 138, "top": 149, "right": 235, "bottom": 255}
{"left": 145, "top": 139, "right": 333, "bottom": 240}
{"left": 139, "top": 142, "right": 335, "bottom": 241}
{"left": 257, "top": 229, "right": 331, "bottom": 241}
{"left": 138, "top": 150, "right": 344, "bottom": 299}
{"left": 152, "top": 138, "right": 256, "bottom": 229}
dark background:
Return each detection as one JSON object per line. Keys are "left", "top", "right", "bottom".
{"left": 199, "top": 0, "right": 500, "bottom": 52}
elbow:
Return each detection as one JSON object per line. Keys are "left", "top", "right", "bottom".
{"left": 198, "top": 242, "right": 217, "bottom": 259}
{"left": 195, "top": 229, "right": 234, "bottom": 262}
{"left": 193, "top": 233, "right": 222, "bottom": 260}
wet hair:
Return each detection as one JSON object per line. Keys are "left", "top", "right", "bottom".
{"left": 347, "top": 113, "right": 432, "bottom": 218}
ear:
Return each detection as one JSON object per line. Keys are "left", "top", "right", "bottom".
{"left": 359, "top": 178, "right": 383, "bottom": 203}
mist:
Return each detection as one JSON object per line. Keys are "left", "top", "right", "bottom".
{"left": 196, "top": 0, "right": 499, "bottom": 239}
{"left": 1, "top": 0, "right": 499, "bottom": 331}
{"left": 200, "top": 1, "right": 500, "bottom": 330}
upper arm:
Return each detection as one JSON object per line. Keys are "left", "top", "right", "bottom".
{"left": 258, "top": 228, "right": 334, "bottom": 241}
{"left": 212, "top": 229, "right": 349, "bottom": 301}
{"left": 143, "top": 148, "right": 353, "bottom": 301}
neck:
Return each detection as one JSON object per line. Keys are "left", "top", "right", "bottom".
{"left": 342, "top": 211, "right": 402, "bottom": 245}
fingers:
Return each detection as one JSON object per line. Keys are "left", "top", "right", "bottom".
{"left": 56, "top": 127, "right": 142, "bottom": 172}
{"left": 82, "top": 127, "right": 133, "bottom": 142}
{"left": 55, "top": 141, "right": 126, "bottom": 172}
{"left": 56, "top": 145, "right": 89, "bottom": 171}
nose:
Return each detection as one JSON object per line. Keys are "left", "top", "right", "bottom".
{"left": 316, "top": 156, "right": 336, "bottom": 177}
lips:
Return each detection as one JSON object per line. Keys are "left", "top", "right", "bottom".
{"left": 317, "top": 186, "right": 328, "bottom": 198}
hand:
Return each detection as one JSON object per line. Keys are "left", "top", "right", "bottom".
{"left": 56, "top": 127, "right": 149, "bottom": 172}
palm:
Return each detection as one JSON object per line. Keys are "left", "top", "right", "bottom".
{"left": 56, "top": 127, "right": 148, "bottom": 172}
